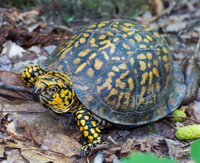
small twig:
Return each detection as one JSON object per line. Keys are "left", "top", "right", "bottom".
{"left": 194, "top": 27, "right": 200, "bottom": 58}
{"left": 0, "top": 77, "right": 33, "bottom": 94}
{"left": 166, "top": 115, "right": 200, "bottom": 124}
{"left": 107, "top": 136, "right": 118, "bottom": 146}
{"left": 162, "top": 119, "right": 177, "bottom": 130}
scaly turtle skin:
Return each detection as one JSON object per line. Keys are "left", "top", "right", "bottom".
{"left": 21, "top": 19, "right": 187, "bottom": 156}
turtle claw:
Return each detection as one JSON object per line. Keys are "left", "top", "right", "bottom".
{"left": 80, "top": 142, "right": 93, "bottom": 157}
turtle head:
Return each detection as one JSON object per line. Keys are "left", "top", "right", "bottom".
{"left": 33, "top": 71, "right": 76, "bottom": 114}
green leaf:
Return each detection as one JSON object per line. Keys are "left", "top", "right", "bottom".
{"left": 121, "top": 153, "right": 176, "bottom": 163}
{"left": 191, "top": 140, "right": 200, "bottom": 163}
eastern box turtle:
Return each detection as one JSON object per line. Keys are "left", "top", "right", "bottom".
{"left": 21, "top": 19, "right": 187, "bottom": 156}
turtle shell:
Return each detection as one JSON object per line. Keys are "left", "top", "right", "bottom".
{"left": 39, "top": 19, "right": 186, "bottom": 127}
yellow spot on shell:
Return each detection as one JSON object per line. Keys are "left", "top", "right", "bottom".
{"left": 128, "top": 77, "right": 134, "bottom": 90}
{"left": 98, "top": 23, "right": 106, "bottom": 28}
{"left": 153, "top": 32, "right": 160, "bottom": 38}
{"left": 88, "top": 52, "right": 97, "bottom": 60}
{"left": 153, "top": 60, "right": 158, "bottom": 66}
{"left": 111, "top": 57, "right": 120, "bottom": 61}
{"left": 104, "top": 88, "right": 118, "bottom": 101}
{"left": 99, "top": 40, "right": 116, "bottom": 54}
{"left": 146, "top": 52, "right": 152, "bottom": 60}
{"left": 99, "top": 34, "right": 106, "bottom": 40}
{"left": 144, "top": 39, "right": 149, "bottom": 43}
{"left": 87, "top": 68, "right": 94, "bottom": 77}
{"left": 123, "top": 34, "right": 127, "bottom": 37}
{"left": 107, "top": 31, "right": 114, "bottom": 36}
{"left": 149, "top": 71, "right": 153, "bottom": 85}
{"left": 137, "top": 53, "right": 146, "bottom": 59}
{"left": 139, "top": 61, "right": 146, "bottom": 71}
{"left": 156, "top": 82, "right": 160, "bottom": 93}
{"left": 74, "top": 41, "right": 79, "bottom": 48}
{"left": 165, "top": 63, "right": 169, "bottom": 72}
{"left": 162, "top": 55, "right": 168, "bottom": 61}
{"left": 78, "top": 49, "right": 91, "bottom": 57}
{"left": 83, "top": 33, "right": 89, "bottom": 37}
{"left": 122, "top": 43, "right": 131, "bottom": 49}
{"left": 113, "top": 37, "right": 120, "bottom": 42}
{"left": 129, "top": 39, "right": 135, "bottom": 44}
{"left": 120, "top": 70, "right": 130, "bottom": 79}
{"left": 73, "top": 58, "right": 81, "bottom": 64}
{"left": 112, "top": 66, "right": 119, "bottom": 72}
{"left": 76, "top": 62, "right": 87, "bottom": 73}
{"left": 120, "top": 25, "right": 132, "bottom": 31}
{"left": 59, "top": 47, "right": 73, "bottom": 60}
{"left": 90, "top": 38, "right": 98, "bottom": 47}
{"left": 115, "top": 78, "right": 126, "bottom": 89}
{"left": 130, "top": 57, "right": 134, "bottom": 65}
{"left": 139, "top": 44, "right": 147, "bottom": 48}
{"left": 138, "top": 86, "right": 146, "bottom": 107}
{"left": 124, "top": 23, "right": 135, "bottom": 27}
{"left": 127, "top": 31, "right": 135, "bottom": 35}
{"left": 112, "top": 28, "right": 120, "bottom": 32}
{"left": 127, "top": 51, "right": 134, "bottom": 55}
{"left": 162, "top": 47, "right": 168, "bottom": 54}
{"left": 108, "top": 72, "right": 115, "bottom": 77}
{"left": 153, "top": 67, "right": 159, "bottom": 77}
{"left": 135, "top": 35, "right": 142, "bottom": 42}
{"left": 145, "top": 34, "right": 153, "bottom": 41}
{"left": 80, "top": 37, "right": 86, "bottom": 43}
{"left": 94, "top": 59, "right": 103, "bottom": 70}
{"left": 88, "top": 24, "right": 96, "bottom": 28}
{"left": 141, "top": 72, "right": 148, "bottom": 85}
{"left": 102, "top": 51, "right": 109, "bottom": 60}
{"left": 118, "top": 63, "right": 127, "bottom": 69}
{"left": 144, "top": 28, "right": 154, "bottom": 31}
{"left": 148, "top": 63, "right": 151, "bottom": 68}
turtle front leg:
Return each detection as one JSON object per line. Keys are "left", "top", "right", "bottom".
{"left": 75, "top": 104, "right": 102, "bottom": 157}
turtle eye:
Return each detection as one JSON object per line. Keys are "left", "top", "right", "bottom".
{"left": 50, "top": 87, "right": 57, "bottom": 93}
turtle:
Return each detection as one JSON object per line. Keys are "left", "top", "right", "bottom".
{"left": 21, "top": 19, "right": 187, "bottom": 156}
